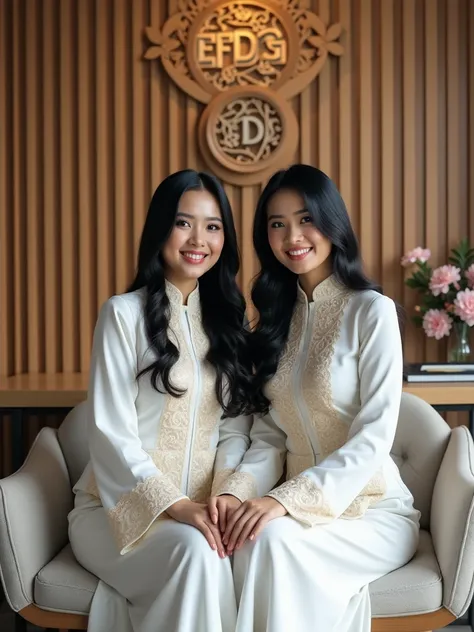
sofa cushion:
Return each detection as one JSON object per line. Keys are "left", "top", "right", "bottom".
{"left": 0, "top": 428, "right": 73, "bottom": 612}
{"left": 34, "top": 544, "right": 97, "bottom": 615}
{"left": 57, "top": 402, "right": 90, "bottom": 487}
{"left": 391, "top": 394, "right": 450, "bottom": 530}
{"left": 34, "top": 531, "right": 441, "bottom": 619}
{"left": 370, "top": 530, "right": 442, "bottom": 616}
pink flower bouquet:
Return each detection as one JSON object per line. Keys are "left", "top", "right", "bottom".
{"left": 401, "top": 239, "right": 474, "bottom": 341}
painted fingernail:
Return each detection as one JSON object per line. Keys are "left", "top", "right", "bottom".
{"left": 249, "top": 534, "right": 255, "bottom": 540}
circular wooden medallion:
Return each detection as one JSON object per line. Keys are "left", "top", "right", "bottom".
{"left": 198, "top": 86, "right": 299, "bottom": 185}
{"left": 187, "top": 0, "right": 299, "bottom": 97}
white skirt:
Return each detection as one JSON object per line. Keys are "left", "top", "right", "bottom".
{"left": 68, "top": 492, "right": 236, "bottom": 632}
{"left": 232, "top": 507, "right": 420, "bottom": 632}
{"left": 69, "top": 492, "right": 419, "bottom": 632}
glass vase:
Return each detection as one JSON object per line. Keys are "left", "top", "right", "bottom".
{"left": 448, "top": 321, "right": 472, "bottom": 363}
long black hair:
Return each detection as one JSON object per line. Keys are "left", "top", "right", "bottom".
{"left": 128, "top": 169, "right": 252, "bottom": 418}
{"left": 251, "top": 164, "right": 381, "bottom": 415}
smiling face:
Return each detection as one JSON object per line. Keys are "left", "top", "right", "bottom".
{"left": 161, "top": 188, "right": 225, "bottom": 294}
{"left": 267, "top": 188, "right": 333, "bottom": 291}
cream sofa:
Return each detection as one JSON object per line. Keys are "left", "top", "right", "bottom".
{"left": 0, "top": 393, "right": 473, "bottom": 632}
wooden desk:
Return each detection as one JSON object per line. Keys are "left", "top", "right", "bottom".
{"left": 402, "top": 382, "right": 474, "bottom": 406}
{"left": 1, "top": 373, "right": 472, "bottom": 411}
{"left": 0, "top": 373, "right": 89, "bottom": 472}
{"left": 1, "top": 374, "right": 473, "bottom": 470}
{"left": 403, "top": 381, "right": 474, "bottom": 435}
{"left": 0, "top": 373, "right": 89, "bottom": 408}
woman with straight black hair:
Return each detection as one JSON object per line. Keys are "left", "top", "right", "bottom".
{"left": 212, "top": 165, "right": 420, "bottom": 632}
{"left": 68, "top": 169, "right": 268, "bottom": 632}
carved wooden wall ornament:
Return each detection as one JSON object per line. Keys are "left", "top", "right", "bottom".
{"left": 144, "top": 0, "right": 343, "bottom": 184}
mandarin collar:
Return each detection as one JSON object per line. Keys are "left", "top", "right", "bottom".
{"left": 165, "top": 279, "right": 200, "bottom": 311}
{"left": 296, "top": 274, "right": 346, "bottom": 305}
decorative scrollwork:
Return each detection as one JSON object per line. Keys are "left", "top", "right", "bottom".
{"left": 144, "top": 1, "right": 212, "bottom": 103}
{"left": 199, "top": 86, "right": 299, "bottom": 185}
{"left": 197, "top": 4, "right": 288, "bottom": 90}
{"left": 143, "top": 0, "right": 345, "bottom": 183}
{"left": 296, "top": 12, "right": 343, "bottom": 74}
{"left": 214, "top": 97, "right": 282, "bottom": 165}
{"left": 144, "top": 0, "right": 344, "bottom": 103}
{"left": 278, "top": 7, "right": 344, "bottom": 99}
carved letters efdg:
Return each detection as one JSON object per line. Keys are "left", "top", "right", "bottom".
{"left": 144, "top": 0, "right": 343, "bottom": 185}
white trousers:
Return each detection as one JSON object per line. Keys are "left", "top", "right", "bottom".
{"left": 69, "top": 493, "right": 236, "bottom": 632}
{"left": 232, "top": 509, "right": 419, "bottom": 632}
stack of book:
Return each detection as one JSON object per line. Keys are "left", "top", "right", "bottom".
{"left": 403, "top": 363, "right": 474, "bottom": 383}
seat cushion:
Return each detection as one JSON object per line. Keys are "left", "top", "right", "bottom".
{"left": 34, "top": 531, "right": 442, "bottom": 619}
{"left": 369, "top": 530, "right": 443, "bottom": 616}
{"left": 34, "top": 544, "right": 98, "bottom": 614}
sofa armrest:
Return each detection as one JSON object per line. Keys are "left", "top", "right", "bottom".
{"left": 431, "top": 425, "right": 474, "bottom": 618}
{"left": 0, "top": 427, "right": 73, "bottom": 612}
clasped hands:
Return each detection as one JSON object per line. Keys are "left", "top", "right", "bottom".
{"left": 166, "top": 494, "right": 287, "bottom": 559}
{"left": 210, "top": 494, "right": 287, "bottom": 554}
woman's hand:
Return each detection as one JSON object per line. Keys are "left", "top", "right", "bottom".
{"left": 223, "top": 497, "right": 288, "bottom": 553}
{"left": 166, "top": 499, "right": 227, "bottom": 558}
{"left": 208, "top": 494, "right": 242, "bottom": 533}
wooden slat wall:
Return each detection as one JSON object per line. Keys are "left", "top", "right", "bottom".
{"left": 0, "top": 0, "right": 473, "bottom": 373}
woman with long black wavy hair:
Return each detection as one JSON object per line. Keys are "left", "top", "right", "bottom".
{"left": 68, "top": 170, "right": 270, "bottom": 632}
{"left": 212, "top": 165, "right": 420, "bottom": 632}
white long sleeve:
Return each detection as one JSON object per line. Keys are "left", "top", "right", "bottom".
{"left": 75, "top": 283, "right": 266, "bottom": 552}
{"left": 88, "top": 296, "right": 185, "bottom": 554}
{"left": 215, "top": 411, "right": 287, "bottom": 500}
{"left": 211, "top": 415, "right": 256, "bottom": 498}
{"left": 267, "top": 294, "right": 403, "bottom": 525}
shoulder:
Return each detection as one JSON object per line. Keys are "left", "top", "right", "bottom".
{"left": 98, "top": 290, "right": 145, "bottom": 328}
{"left": 350, "top": 290, "right": 396, "bottom": 318}
{"left": 344, "top": 291, "right": 399, "bottom": 338}
{"left": 348, "top": 292, "right": 400, "bottom": 347}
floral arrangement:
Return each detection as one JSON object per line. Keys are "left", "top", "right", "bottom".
{"left": 401, "top": 239, "right": 474, "bottom": 342}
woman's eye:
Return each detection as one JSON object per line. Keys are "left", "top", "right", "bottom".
{"left": 208, "top": 224, "right": 221, "bottom": 231}
{"left": 301, "top": 216, "right": 313, "bottom": 224}
{"left": 176, "top": 219, "right": 190, "bottom": 228}
{"left": 270, "top": 221, "right": 284, "bottom": 228}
